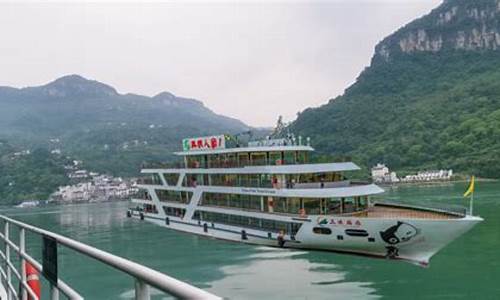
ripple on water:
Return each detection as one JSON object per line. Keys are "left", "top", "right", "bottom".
{"left": 207, "top": 248, "right": 379, "bottom": 300}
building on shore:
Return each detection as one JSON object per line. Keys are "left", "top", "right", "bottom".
{"left": 371, "top": 163, "right": 400, "bottom": 184}
{"left": 51, "top": 174, "right": 138, "bottom": 203}
{"left": 68, "top": 169, "right": 89, "bottom": 179}
{"left": 401, "top": 169, "right": 453, "bottom": 183}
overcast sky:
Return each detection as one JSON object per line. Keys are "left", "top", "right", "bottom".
{"left": 0, "top": 1, "right": 440, "bottom": 127}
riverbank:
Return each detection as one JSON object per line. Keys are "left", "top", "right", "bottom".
{"left": 379, "top": 177, "right": 497, "bottom": 188}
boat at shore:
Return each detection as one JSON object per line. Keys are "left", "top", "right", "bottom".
{"left": 129, "top": 134, "right": 483, "bottom": 266}
{"left": 14, "top": 200, "right": 41, "bottom": 208}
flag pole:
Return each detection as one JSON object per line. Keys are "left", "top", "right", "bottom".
{"left": 469, "top": 191, "right": 474, "bottom": 216}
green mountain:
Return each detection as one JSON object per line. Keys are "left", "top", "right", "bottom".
{"left": 0, "top": 75, "right": 250, "bottom": 175}
{"left": 0, "top": 142, "right": 70, "bottom": 204}
{"left": 289, "top": 0, "right": 500, "bottom": 178}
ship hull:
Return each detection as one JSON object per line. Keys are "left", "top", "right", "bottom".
{"left": 130, "top": 211, "right": 482, "bottom": 266}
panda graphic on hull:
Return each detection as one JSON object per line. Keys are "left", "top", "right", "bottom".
{"left": 380, "top": 221, "right": 419, "bottom": 258}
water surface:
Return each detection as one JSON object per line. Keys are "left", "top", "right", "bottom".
{"left": 3, "top": 181, "right": 499, "bottom": 299}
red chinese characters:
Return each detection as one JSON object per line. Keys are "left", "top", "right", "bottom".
{"left": 329, "top": 219, "right": 362, "bottom": 227}
{"left": 184, "top": 135, "right": 226, "bottom": 151}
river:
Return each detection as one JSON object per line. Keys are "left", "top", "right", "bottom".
{"left": 2, "top": 181, "right": 499, "bottom": 299}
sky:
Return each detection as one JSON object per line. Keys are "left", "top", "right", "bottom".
{"left": 0, "top": 0, "right": 441, "bottom": 127}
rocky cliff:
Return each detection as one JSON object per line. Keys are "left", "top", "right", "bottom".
{"left": 375, "top": 0, "right": 500, "bottom": 62}
{"left": 289, "top": 0, "right": 500, "bottom": 178}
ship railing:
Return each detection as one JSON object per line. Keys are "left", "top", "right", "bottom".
{"left": 293, "top": 180, "right": 352, "bottom": 189}
{"left": 0, "top": 215, "right": 220, "bottom": 300}
{"left": 141, "top": 161, "right": 185, "bottom": 169}
{"left": 371, "top": 200, "right": 467, "bottom": 217}
{"left": 136, "top": 177, "right": 163, "bottom": 185}
{"left": 142, "top": 160, "right": 327, "bottom": 170}
{"left": 130, "top": 191, "right": 153, "bottom": 201}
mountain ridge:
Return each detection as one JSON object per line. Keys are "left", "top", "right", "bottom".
{"left": 0, "top": 74, "right": 250, "bottom": 175}
{"left": 289, "top": 0, "right": 500, "bottom": 178}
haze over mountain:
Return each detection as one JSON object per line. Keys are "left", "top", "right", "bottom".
{"left": 290, "top": 0, "right": 500, "bottom": 178}
{"left": 0, "top": 74, "right": 249, "bottom": 174}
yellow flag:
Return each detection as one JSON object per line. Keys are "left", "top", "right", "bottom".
{"left": 464, "top": 176, "right": 475, "bottom": 197}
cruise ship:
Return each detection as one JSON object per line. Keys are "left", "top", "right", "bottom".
{"left": 129, "top": 134, "right": 483, "bottom": 266}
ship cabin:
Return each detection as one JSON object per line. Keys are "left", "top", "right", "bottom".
{"left": 135, "top": 135, "right": 384, "bottom": 217}
{"left": 133, "top": 134, "right": 466, "bottom": 235}
{"left": 178, "top": 136, "right": 313, "bottom": 169}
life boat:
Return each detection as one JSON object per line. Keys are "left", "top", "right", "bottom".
{"left": 26, "top": 262, "right": 41, "bottom": 300}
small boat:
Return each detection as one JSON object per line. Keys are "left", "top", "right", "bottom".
{"left": 15, "top": 200, "right": 40, "bottom": 208}
{"left": 129, "top": 134, "right": 482, "bottom": 266}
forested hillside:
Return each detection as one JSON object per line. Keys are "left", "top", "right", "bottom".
{"left": 0, "top": 75, "right": 250, "bottom": 175}
{"left": 0, "top": 75, "right": 253, "bottom": 203}
{"left": 0, "top": 141, "right": 70, "bottom": 204}
{"left": 290, "top": 0, "right": 500, "bottom": 178}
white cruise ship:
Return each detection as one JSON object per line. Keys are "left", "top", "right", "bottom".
{"left": 129, "top": 134, "right": 482, "bottom": 266}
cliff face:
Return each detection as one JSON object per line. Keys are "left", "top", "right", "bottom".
{"left": 289, "top": 0, "right": 500, "bottom": 178}
{"left": 375, "top": 0, "right": 500, "bottom": 62}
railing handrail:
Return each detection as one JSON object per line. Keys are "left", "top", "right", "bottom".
{"left": 0, "top": 215, "right": 221, "bottom": 300}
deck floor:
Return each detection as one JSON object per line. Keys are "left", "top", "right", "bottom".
{"left": 366, "top": 206, "right": 460, "bottom": 219}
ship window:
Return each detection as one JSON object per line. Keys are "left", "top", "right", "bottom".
{"left": 313, "top": 227, "right": 332, "bottom": 235}
{"left": 273, "top": 197, "right": 288, "bottom": 213}
{"left": 342, "top": 198, "right": 356, "bottom": 214}
{"left": 238, "top": 153, "right": 250, "bottom": 167}
{"left": 156, "top": 190, "right": 191, "bottom": 204}
{"left": 137, "top": 174, "right": 162, "bottom": 185}
{"left": 250, "top": 152, "right": 267, "bottom": 166}
{"left": 143, "top": 204, "right": 158, "bottom": 214}
{"left": 296, "top": 151, "right": 307, "bottom": 164}
{"left": 162, "top": 206, "right": 185, "bottom": 217}
{"left": 283, "top": 151, "right": 295, "bottom": 164}
{"left": 368, "top": 237, "right": 375, "bottom": 242}
{"left": 163, "top": 173, "right": 179, "bottom": 186}
{"left": 337, "top": 235, "right": 344, "bottom": 240}
{"left": 187, "top": 156, "right": 202, "bottom": 168}
{"left": 199, "top": 211, "right": 296, "bottom": 233}
{"left": 269, "top": 152, "right": 282, "bottom": 165}
{"left": 303, "top": 198, "right": 321, "bottom": 215}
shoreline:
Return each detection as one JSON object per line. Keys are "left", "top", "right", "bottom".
{"left": 379, "top": 177, "right": 498, "bottom": 188}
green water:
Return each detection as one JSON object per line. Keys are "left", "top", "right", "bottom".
{"left": 2, "top": 181, "right": 499, "bottom": 299}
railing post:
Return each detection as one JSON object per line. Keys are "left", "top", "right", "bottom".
{"left": 51, "top": 284, "right": 60, "bottom": 300}
{"left": 4, "top": 221, "right": 11, "bottom": 300}
{"left": 135, "top": 279, "right": 150, "bottom": 300}
{"left": 20, "top": 228, "right": 27, "bottom": 300}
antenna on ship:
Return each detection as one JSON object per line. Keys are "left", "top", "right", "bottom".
{"left": 270, "top": 115, "right": 286, "bottom": 138}
{"left": 226, "top": 130, "right": 253, "bottom": 147}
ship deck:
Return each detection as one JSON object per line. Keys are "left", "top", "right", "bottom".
{"left": 365, "top": 205, "right": 462, "bottom": 219}
{"left": 194, "top": 202, "right": 465, "bottom": 220}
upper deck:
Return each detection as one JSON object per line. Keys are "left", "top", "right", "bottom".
{"left": 174, "top": 145, "right": 314, "bottom": 156}
{"left": 142, "top": 162, "right": 360, "bottom": 175}
{"left": 163, "top": 134, "right": 324, "bottom": 170}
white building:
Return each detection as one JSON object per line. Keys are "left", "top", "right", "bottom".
{"left": 52, "top": 173, "right": 138, "bottom": 203}
{"left": 371, "top": 163, "right": 399, "bottom": 183}
{"left": 402, "top": 169, "right": 453, "bottom": 182}
{"left": 69, "top": 170, "right": 89, "bottom": 179}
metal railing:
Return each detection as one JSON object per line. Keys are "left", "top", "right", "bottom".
{"left": 141, "top": 162, "right": 185, "bottom": 169}
{"left": 0, "top": 215, "right": 220, "bottom": 300}
{"left": 136, "top": 178, "right": 162, "bottom": 185}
